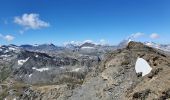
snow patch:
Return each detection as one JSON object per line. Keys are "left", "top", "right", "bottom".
{"left": 128, "top": 39, "right": 132, "bottom": 43}
{"left": 60, "top": 67, "right": 64, "bottom": 69}
{"left": 71, "top": 68, "right": 81, "bottom": 72}
{"left": 18, "top": 57, "right": 29, "bottom": 65}
{"left": 9, "top": 47, "right": 17, "bottom": 51}
{"left": 35, "top": 55, "right": 39, "bottom": 58}
{"left": 29, "top": 74, "right": 32, "bottom": 77}
{"left": 0, "top": 55, "right": 10, "bottom": 57}
{"left": 64, "top": 40, "right": 108, "bottom": 47}
{"left": 145, "top": 42, "right": 160, "bottom": 49}
{"left": 135, "top": 58, "right": 152, "bottom": 76}
{"left": 32, "top": 67, "right": 49, "bottom": 72}
{"left": 83, "top": 40, "right": 94, "bottom": 44}
{"left": 81, "top": 46, "right": 94, "bottom": 49}
{"left": 4, "top": 50, "right": 9, "bottom": 53}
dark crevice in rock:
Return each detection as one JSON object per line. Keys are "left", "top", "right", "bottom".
{"left": 148, "top": 68, "right": 163, "bottom": 79}
{"left": 133, "top": 89, "right": 151, "bottom": 99}
{"left": 159, "top": 89, "right": 170, "bottom": 100}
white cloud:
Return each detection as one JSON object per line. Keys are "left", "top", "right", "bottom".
{"left": 4, "top": 35, "right": 14, "bottom": 41}
{"left": 14, "top": 13, "right": 50, "bottom": 32}
{"left": 150, "top": 33, "right": 160, "bottom": 39}
{"left": 0, "top": 34, "right": 14, "bottom": 41}
{"left": 99, "top": 39, "right": 108, "bottom": 45}
{"left": 129, "top": 32, "right": 144, "bottom": 39}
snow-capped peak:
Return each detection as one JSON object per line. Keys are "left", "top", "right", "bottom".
{"left": 144, "top": 42, "right": 161, "bottom": 49}
{"left": 83, "top": 40, "right": 94, "bottom": 44}
{"left": 144, "top": 41, "right": 170, "bottom": 52}
{"left": 64, "top": 40, "right": 109, "bottom": 47}
{"left": 128, "top": 39, "right": 132, "bottom": 43}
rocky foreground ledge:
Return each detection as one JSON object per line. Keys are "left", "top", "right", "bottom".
{"left": 0, "top": 41, "right": 170, "bottom": 100}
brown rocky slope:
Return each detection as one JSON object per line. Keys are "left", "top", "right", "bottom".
{"left": 66, "top": 41, "right": 170, "bottom": 100}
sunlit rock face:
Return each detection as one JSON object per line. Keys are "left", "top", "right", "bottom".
{"left": 135, "top": 58, "right": 152, "bottom": 76}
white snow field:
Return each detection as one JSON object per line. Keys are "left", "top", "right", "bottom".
{"left": 135, "top": 58, "right": 152, "bottom": 76}
{"left": 18, "top": 57, "right": 30, "bottom": 65}
{"left": 32, "top": 67, "right": 49, "bottom": 72}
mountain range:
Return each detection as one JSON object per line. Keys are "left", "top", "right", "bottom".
{"left": 0, "top": 41, "right": 170, "bottom": 100}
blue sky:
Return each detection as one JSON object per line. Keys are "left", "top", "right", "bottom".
{"left": 0, "top": 0, "right": 170, "bottom": 45}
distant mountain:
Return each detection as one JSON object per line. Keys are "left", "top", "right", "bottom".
{"left": 64, "top": 41, "right": 96, "bottom": 50}
{"left": 117, "top": 38, "right": 132, "bottom": 48}
{"left": 144, "top": 42, "right": 170, "bottom": 52}
{"left": 20, "top": 43, "right": 65, "bottom": 54}
{"left": 0, "top": 43, "right": 101, "bottom": 85}
{"left": 118, "top": 38, "right": 170, "bottom": 52}
{"left": 80, "top": 42, "right": 95, "bottom": 48}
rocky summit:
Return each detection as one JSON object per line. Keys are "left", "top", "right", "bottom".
{"left": 0, "top": 41, "right": 170, "bottom": 100}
